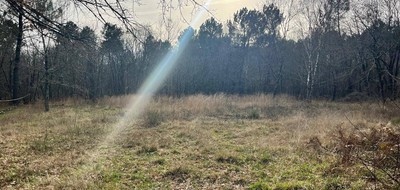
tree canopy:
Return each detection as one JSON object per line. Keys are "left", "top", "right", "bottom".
{"left": 0, "top": 0, "right": 399, "bottom": 109}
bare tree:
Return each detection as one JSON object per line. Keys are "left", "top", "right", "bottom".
{"left": 351, "top": 0, "right": 400, "bottom": 101}
{"left": 297, "top": 0, "right": 324, "bottom": 100}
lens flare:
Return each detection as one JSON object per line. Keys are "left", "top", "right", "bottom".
{"left": 67, "top": 1, "right": 213, "bottom": 182}
{"left": 110, "top": 0, "right": 211, "bottom": 137}
{"left": 98, "top": 0, "right": 213, "bottom": 150}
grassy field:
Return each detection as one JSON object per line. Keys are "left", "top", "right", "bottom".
{"left": 0, "top": 94, "right": 399, "bottom": 189}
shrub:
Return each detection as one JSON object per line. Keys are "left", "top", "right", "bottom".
{"left": 248, "top": 109, "right": 261, "bottom": 120}
{"left": 332, "top": 125, "right": 400, "bottom": 189}
{"left": 143, "top": 110, "right": 164, "bottom": 128}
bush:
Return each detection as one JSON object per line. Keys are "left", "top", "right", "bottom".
{"left": 248, "top": 109, "right": 261, "bottom": 120}
{"left": 143, "top": 110, "right": 164, "bottom": 128}
{"left": 333, "top": 125, "right": 400, "bottom": 189}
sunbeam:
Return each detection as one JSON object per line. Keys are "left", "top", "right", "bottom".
{"left": 93, "top": 0, "right": 213, "bottom": 155}
{"left": 112, "top": 0, "right": 212, "bottom": 135}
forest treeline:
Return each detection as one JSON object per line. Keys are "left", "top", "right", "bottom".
{"left": 0, "top": 0, "right": 399, "bottom": 107}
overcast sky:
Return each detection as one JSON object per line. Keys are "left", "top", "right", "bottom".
{"left": 134, "top": 0, "right": 261, "bottom": 25}
{"left": 69, "top": 0, "right": 262, "bottom": 39}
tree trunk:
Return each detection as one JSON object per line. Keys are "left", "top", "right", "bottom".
{"left": 390, "top": 50, "right": 399, "bottom": 99}
{"left": 42, "top": 35, "right": 50, "bottom": 112}
{"left": 273, "top": 61, "right": 284, "bottom": 97}
{"left": 87, "top": 59, "right": 96, "bottom": 101}
{"left": 29, "top": 57, "right": 36, "bottom": 102}
{"left": 375, "top": 59, "right": 386, "bottom": 103}
{"left": 394, "top": 51, "right": 400, "bottom": 99}
{"left": 331, "top": 71, "right": 337, "bottom": 101}
{"left": 12, "top": 10, "right": 23, "bottom": 105}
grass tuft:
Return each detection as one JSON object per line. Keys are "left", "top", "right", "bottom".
{"left": 152, "top": 158, "right": 166, "bottom": 165}
{"left": 249, "top": 181, "right": 271, "bottom": 190}
{"left": 137, "top": 145, "right": 158, "bottom": 155}
{"left": 274, "top": 181, "right": 308, "bottom": 190}
{"left": 248, "top": 109, "right": 261, "bottom": 120}
{"left": 142, "top": 110, "right": 164, "bottom": 128}
{"left": 164, "top": 167, "right": 191, "bottom": 183}
{"left": 260, "top": 152, "right": 273, "bottom": 164}
{"left": 216, "top": 154, "right": 242, "bottom": 165}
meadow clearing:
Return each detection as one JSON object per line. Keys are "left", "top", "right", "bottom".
{"left": 0, "top": 94, "right": 399, "bottom": 189}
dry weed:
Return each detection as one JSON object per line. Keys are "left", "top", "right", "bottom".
{"left": 0, "top": 94, "right": 397, "bottom": 189}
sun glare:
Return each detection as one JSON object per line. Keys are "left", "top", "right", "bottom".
{"left": 98, "top": 0, "right": 213, "bottom": 150}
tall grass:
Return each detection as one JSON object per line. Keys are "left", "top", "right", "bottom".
{"left": 1, "top": 94, "right": 398, "bottom": 189}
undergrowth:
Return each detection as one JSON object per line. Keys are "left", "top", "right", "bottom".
{"left": 0, "top": 94, "right": 398, "bottom": 189}
{"left": 332, "top": 124, "right": 400, "bottom": 189}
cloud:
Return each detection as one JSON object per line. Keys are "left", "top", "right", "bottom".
{"left": 210, "top": 0, "right": 242, "bottom": 6}
{"left": 136, "top": 10, "right": 160, "bottom": 16}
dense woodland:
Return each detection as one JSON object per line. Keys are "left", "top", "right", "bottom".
{"left": 0, "top": 0, "right": 400, "bottom": 108}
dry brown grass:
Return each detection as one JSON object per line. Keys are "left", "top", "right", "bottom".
{"left": 0, "top": 94, "right": 398, "bottom": 189}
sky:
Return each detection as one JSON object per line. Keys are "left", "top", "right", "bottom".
{"left": 69, "top": 0, "right": 263, "bottom": 40}
{"left": 134, "top": 0, "right": 261, "bottom": 26}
